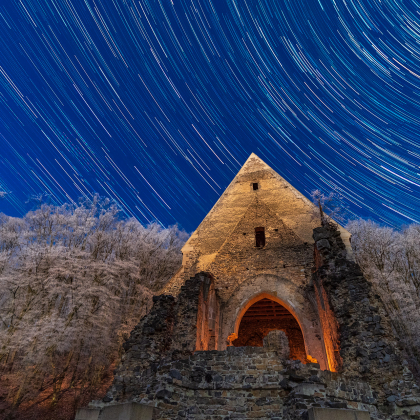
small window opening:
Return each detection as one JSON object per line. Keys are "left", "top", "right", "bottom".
{"left": 255, "top": 227, "right": 265, "bottom": 247}
{"left": 253, "top": 182, "right": 259, "bottom": 190}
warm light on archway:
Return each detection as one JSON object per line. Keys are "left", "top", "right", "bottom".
{"left": 233, "top": 292, "right": 305, "bottom": 337}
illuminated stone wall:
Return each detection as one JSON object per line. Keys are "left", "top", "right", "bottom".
{"left": 101, "top": 232, "right": 420, "bottom": 419}
{"left": 162, "top": 153, "right": 332, "bottom": 300}
{"left": 311, "top": 224, "right": 414, "bottom": 395}
{"left": 233, "top": 317, "right": 307, "bottom": 363}
{"left": 162, "top": 153, "right": 341, "bottom": 368}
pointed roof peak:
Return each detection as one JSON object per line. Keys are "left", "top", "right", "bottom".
{"left": 236, "top": 153, "right": 275, "bottom": 179}
{"left": 176, "top": 150, "right": 353, "bottom": 267}
{"left": 245, "top": 152, "right": 265, "bottom": 163}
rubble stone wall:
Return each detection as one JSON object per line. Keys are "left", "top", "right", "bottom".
{"left": 311, "top": 225, "right": 418, "bottom": 405}
{"left": 100, "top": 226, "right": 420, "bottom": 419}
{"left": 100, "top": 345, "right": 420, "bottom": 420}
{"left": 149, "top": 348, "right": 378, "bottom": 420}
{"left": 110, "top": 273, "right": 220, "bottom": 401}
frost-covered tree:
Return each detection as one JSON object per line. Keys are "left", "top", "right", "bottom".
{"left": 0, "top": 198, "right": 186, "bottom": 417}
{"left": 347, "top": 219, "right": 420, "bottom": 377}
{"left": 310, "top": 188, "right": 347, "bottom": 226}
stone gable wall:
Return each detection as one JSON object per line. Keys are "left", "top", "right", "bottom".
{"left": 161, "top": 154, "right": 328, "bottom": 301}
{"left": 159, "top": 155, "right": 345, "bottom": 367}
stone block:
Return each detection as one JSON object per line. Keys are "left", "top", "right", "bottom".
{"left": 313, "top": 228, "right": 330, "bottom": 242}
{"left": 75, "top": 408, "right": 101, "bottom": 420}
{"left": 78, "top": 403, "right": 155, "bottom": 420}
{"left": 263, "top": 330, "right": 290, "bottom": 359}
{"left": 316, "top": 239, "right": 331, "bottom": 250}
{"left": 292, "top": 383, "right": 325, "bottom": 396}
{"left": 308, "top": 407, "right": 371, "bottom": 420}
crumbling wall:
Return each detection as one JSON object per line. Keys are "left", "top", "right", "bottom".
{"left": 107, "top": 272, "right": 219, "bottom": 403}
{"left": 195, "top": 276, "right": 220, "bottom": 351}
{"left": 99, "top": 344, "right": 420, "bottom": 420}
{"left": 108, "top": 294, "right": 176, "bottom": 400}
{"left": 311, "top": 225, "right": 419, "bottom": 406}
{"left": 95, "top": 226, "right": 420, "bottom": 420}
{"left": 312, "top": 235, "right": 343, "bottom": 372}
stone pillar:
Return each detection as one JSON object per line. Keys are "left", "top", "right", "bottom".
{"left": 75, "top": 402, "right": 154, "bottom": 420}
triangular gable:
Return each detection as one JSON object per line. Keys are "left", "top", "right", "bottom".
{"left": 165, "top": 153, "right": 352, "bottom": 293}
{"left": 182, "top": 153, "right": 350, "bottom": 258}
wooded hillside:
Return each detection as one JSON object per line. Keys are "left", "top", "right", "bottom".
{"left": 1, "top": 197, "right": 420, "bottom": 419}
{"left": 0, "top": 197, "right": 186, "bottom": 419}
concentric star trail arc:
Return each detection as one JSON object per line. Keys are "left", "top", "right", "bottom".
{"left": 1, "top": 0, "right": 420, "bottom": 229}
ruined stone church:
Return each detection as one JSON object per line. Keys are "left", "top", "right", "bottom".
{"left": 77, "top": 154, "right": 420, "bottom": 420}
{"left": 161, "top": 153, "right": 352, "bottom": 370}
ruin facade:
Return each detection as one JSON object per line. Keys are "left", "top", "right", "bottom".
{"left": 161, "top": 153, "right": 352, "bottom": 371}
{"left": 78, "top": 154, "right": 420, "bottom": 420}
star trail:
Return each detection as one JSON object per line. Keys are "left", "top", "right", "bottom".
{"left": 1, "top": 0, "right": 420, "bottom": 230}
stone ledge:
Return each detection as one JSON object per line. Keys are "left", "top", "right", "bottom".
{"left": 75, "top": 402, "right": 154, "bottom": 420}
{"left": 308, "top": 407, "right": 371, "bottom": 420}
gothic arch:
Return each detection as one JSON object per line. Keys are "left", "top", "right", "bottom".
{"left": 233, "top": 292, "right": 304, "bottom": 338}
{"left": 220, "top": 273, "right": 328, "bottom": 369}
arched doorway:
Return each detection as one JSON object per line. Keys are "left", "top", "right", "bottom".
{"left": 232, "top": 296, "right": 307, "bottom": 363}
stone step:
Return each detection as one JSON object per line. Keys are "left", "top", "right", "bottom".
{"left": 308, "top": 407, "right": 370, "bottom": 420}
{"left": 75, "top": 402, "right": 154, "bottom": 420}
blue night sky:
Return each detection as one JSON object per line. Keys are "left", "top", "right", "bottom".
{"left": 1, "top": 0, "right": 420, "bottom": 230}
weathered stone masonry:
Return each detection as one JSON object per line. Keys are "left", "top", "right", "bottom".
{"left": 311, "top": 225, "right": 420, "bottom": 411}
{"left": 112, "top": 273, "right": 220, "bottom": 401}
{"left": 121, "top": 344, "right": 383, "bottom": 420}
{"left": 161, "top": 154, "right": 339, "bottom": 368}
{"left": 101, "top": 225, "right": 420, "bottom": 419}
{"left": 81, "top": 154, "right": 420, "bottom": 419}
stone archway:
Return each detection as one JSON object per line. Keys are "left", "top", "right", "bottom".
{"left": 232, "top": 294, "right": 307, "bottom": 363}
{"left": 220, "top": 274, "right": 328, "bottom": 370}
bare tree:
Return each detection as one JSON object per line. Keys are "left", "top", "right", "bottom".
{"left": 0, "top": 199, "right": 186, "bottom": 417}
{"left": 310, "top": 188, "right": 347, "bottom": 227}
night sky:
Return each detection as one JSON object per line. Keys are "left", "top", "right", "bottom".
{"left": 1, "top": 0, "right": 420, "bottom": 231}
